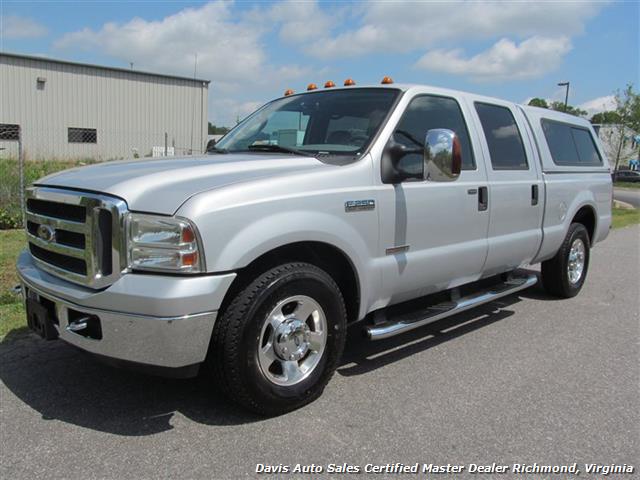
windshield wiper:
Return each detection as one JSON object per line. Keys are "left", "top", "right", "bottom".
{"left": 247, "top": 144, "right": 314, "bottom": 157}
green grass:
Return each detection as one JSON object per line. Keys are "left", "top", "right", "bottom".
{"left": 0, "top": 158, "right": 93, "bottom": 228}
{"left": 614, "top": 181, "right": 640, "bottom": 189}
{"left": 0, "top": 230, "right": 28, "bottom": 340}
{"left": 611, "top": 207, "right": 640, "bottom": 229}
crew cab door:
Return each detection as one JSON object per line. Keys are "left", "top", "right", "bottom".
{"left": 467, "top": 100, "right": 543, "bottom": 275}
{"left": 377, "top": 93, "right": 490, "bottom": 304}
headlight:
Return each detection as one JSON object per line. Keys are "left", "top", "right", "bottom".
{"left": 127, "top": 213, "right": 204, "bottom": 273}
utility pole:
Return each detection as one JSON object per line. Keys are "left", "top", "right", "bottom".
{"left": 558, "top": 81, "right": 570, "bottom": 112}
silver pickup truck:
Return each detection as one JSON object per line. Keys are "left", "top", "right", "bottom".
{"left": 17, "top": 81, "right": 612, "bottom": 414}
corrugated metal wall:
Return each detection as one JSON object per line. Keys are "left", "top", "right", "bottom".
{"left": 0, "top": 54, "right": 209, "bottom": 161}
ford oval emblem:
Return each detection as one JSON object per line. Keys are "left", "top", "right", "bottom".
{"left": 37, "top": 224, "right": 56, "bottom": 242}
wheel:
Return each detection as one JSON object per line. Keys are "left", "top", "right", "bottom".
{"left": 541, "top": 223, "right": 590, "bottom": 298}
{"left": 208, "top": 262, "right": 347, "bottom": 415}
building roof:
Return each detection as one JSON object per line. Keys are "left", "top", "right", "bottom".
{"left": 0, "top": 51, "right": 210, "bottom": 85}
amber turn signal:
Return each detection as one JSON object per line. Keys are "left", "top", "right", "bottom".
{"left": 307, "top": 83, "right": 318, "bottom": 91}
{"left": 324, "top": 80, "right": 336, "bottom": 88}
{"left": 344, "top": 78, "right": 356, "bottom": 86}
{"left": 381, "top": 76, "right": 394, "bottom": 84}
{"left": 283, "top": 89, "right": 294, "bottom": 96}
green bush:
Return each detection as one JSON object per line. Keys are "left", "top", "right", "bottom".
{"left": 0, "top": 158, "right": 95, "bottom": 229}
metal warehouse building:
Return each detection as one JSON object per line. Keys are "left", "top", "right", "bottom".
{"left": 0, "top": 52, "right": 209, "bottom": 161}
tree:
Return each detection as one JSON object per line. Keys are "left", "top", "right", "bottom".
{"left": 548, "top": 101, "right": 588, "bottom": 117}
{"left": 590, "top": 111, "right": 621, "bottom": 124}
{"left": 528, "top": 97, "right": 549, "bottom": 108}
{"left": 609, "top": 84, "right": 640, "bottom": 177}
{"left": 208, "top": 122, "right": 230, "bottom": 135}
{"left": 527, "top": 98, "right": 587, "bottom": 117}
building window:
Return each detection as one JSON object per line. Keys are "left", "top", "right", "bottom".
{"left": 68, "top": 127, "right": 97, "bottom": 144}
{"left": 0, "top": 124, "right": 20, "bottom": 140}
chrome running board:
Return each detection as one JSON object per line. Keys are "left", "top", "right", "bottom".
{"left": 365, "top": 273, "right": 537, "bottom": 340}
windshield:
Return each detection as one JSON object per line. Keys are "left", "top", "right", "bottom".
{"left": 214, "top": 88, "right": 400, "bottom": 157}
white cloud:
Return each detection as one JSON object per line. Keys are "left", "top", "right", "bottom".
{"left": 211, "top": 98, "right": 264, "bottom": 124}
{"left": 303, "top": 2, "right": 602, "bottom": 59}
{"left": 266, "top": 0, "right": 335, "bottom": 44}
{"left": 53, "top": 1, "right": 309, "bottom": 91}
{"left": 49, "top": 0, "right": 607, "bottom": 122}
{"left": 1, "top": 14, "right": 48, "bottom": 39}
{"left": 579, "top": 95, "right": 616, "bottom": 116}
{"left": 415, "top": 36, "right": 572, "bottom": 81}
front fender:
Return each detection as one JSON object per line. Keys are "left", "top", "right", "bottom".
{"left": 176, "top": 158, "right": 379, "bottom": 319}
{"left": 217, "top": 210, "right": 369, "bottom": 274}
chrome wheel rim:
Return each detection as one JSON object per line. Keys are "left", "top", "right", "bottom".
{"left": 567, "top": 238, "right": 586, "bottom": 284}
{"left": 258, "top": 295, "right": 327, "bottom": 386}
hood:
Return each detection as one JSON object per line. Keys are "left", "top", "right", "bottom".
{"left": 37, "top": 154, "right": 329, "bottom": 214}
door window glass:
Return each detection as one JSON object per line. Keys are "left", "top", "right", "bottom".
{"left": 475, "top": 103, "right": 528, "bottom": 170}
{"left": 392, "top": 95, "right": 475, "bottom": 175}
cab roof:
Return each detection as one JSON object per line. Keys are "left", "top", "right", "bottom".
{"left": 286, "top": 83, "right": 592, "bottom": 128}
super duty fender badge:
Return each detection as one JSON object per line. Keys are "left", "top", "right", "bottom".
{"left": 345, "top": 199, "right": 375, "bottom": 212}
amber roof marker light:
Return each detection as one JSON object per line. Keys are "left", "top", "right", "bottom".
{"left": 307, "top": 83, "right": 318, "bottom": 91}
{"left": 324, "top": 80, "right": 336, "bottom": 88}
{"left": 381, "top": 76, "right": 394, "bottom": 84}
{"left": 344, "top": 78, "right": 356, "bottom": 86}
{"left": 284, "top": 89, "right": 294, "bottom": 96}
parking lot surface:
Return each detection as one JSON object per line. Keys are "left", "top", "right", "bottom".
{"left": 1, "top": 226, "right": 638, "bottom": 479}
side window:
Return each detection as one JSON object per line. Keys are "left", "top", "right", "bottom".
{"left": 571, "top": 127, "right": 602, "bottom": 165}
{"left": 475, "top": 103, "right": 528, "bottom": 170}
{"left": 392, "top": 95, "right": 475, "bottom": 175}
{"left": 541, "top": 119, "right": 603, "bottom": 166}
{"left": 540, "top": 120, "right": 574, "bottom": 164}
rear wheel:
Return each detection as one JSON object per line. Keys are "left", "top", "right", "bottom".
{"left": 208, "top": 262, "right": 347, "bottom": 415}
{"left": 541, "top": 223, "right": 590, "bottom": 298}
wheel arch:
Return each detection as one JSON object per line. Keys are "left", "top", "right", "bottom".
{"left": 571, "top": 204, "right": 597, "bottom": 243}
{"left": 220, "top": 241, "right": 361, "bottom": 324}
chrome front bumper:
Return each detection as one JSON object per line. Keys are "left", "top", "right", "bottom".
{"left": 17, "top": 250, "right": 236, "bottom": 370}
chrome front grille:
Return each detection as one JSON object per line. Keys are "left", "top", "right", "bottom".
{"left": 25, "top": 187, "right": 128, "bottom": 289}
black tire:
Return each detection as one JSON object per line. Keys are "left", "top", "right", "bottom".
{"left": 541, "top": 223, "right": 591, "bottom": 298}
{"left": 208, "top": 262, "right": 347, "bottom": 415}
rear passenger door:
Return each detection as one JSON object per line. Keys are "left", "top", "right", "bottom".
{"left": 470, "top": 101, "right": 543, "bottom": 275}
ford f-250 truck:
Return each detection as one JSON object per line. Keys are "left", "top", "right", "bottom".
{"left": 17, "top": 79, "right": 612, "bottom": 414}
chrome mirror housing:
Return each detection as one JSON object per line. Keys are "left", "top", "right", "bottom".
{"left": 424, "top": 129, "right": 462, "bottom": 182}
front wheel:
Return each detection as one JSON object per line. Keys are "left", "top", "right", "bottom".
{"left": 541, "top": 223, "right": 591, "bottom": 298}
{"left": 208, "top": 262, "right": 347, "bottom": 415}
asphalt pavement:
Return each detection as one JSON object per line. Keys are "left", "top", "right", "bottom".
{"left": 614, "top": 187, "right": 640, "bottom": 208}
{"left": 1, "top": 226, "right": 638, "bottom": 479}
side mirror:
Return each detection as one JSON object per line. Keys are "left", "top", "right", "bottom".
{"left": 381, "top": 138, "right": 423, "bottom": 184}
{"left": 424, "top": 129, "right": 462, "bottom": 182}
{"left": 205, "top": 139, "right": 217, "bottom": 152}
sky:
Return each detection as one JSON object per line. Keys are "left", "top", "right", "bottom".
{"left": 1, "top": 0, "right": 638, "bottom": 126}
